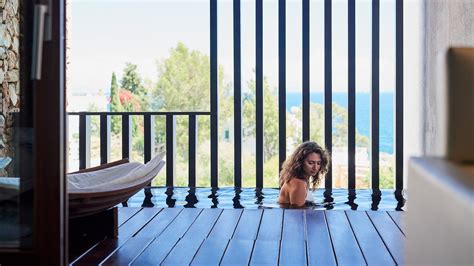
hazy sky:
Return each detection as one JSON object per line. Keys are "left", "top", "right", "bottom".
{"left": 69, "top": 0, "right": 399, "bottom": 93}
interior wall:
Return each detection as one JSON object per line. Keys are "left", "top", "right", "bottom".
{"left": 423, "top": 0, "right": 474, "bottom": 156}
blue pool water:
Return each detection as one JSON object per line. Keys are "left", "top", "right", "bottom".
{"left": 128, "top": 187, "right": 405, "bottom": 211}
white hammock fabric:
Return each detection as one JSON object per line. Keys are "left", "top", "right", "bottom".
{"left": 67, "top": 151, "right": 165, "bottom": 190}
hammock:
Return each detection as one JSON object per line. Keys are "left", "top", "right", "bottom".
{"left": 69, "top": 152, "right": 165, "bottom": 218}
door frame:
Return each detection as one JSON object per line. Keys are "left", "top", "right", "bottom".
{"left": 0, "top": 0, "right": 67, "bottom": 265}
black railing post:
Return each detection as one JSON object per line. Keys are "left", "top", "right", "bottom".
{"left": 143, "top": 114, "right": 155, "bottom": 199}
{"left": 302, "top": 0, "right": 310, "bottom": 142}
{"left": 278, "top": 0, "right": 286, "bottom": 171}
{"left": 122, "top": 114, "right": 132, "bottom": 160}
{"left": 372, "top": 0, "right": 380, "bottom": 190}
{"left": 233, "top": 0, "right": 242, "bottom": 188}
{"left": 395, "top": 0, "right": 405, "bottom": 209}
{"left": 395, "top": 1, "right": 404, "bottom": 180}
{"left": 100, "top": 114, "right": 110, "bottom": 165}
{"left": 210, "top": 0, "right": 219, "bottom": 188}
{"left": 371, "top": 0, "right": 381, "bottom": 207}
{"left": 348, "top": 0, "right": 356, "bottom": 190}
{"left": 79, "top": 114, "right": 90, "bottom": 170}
{"left": 324, "top": 0, "right": 333, "bottom": 197}
{"left": 189, "top": 115, "right": 197, "bottom": 187}
{"left": 166, "top": 114, "right": 176, "bottom": 187}
{"left": 144, "top": 114, "right": 155, "bottom": 163}
{"left": 256, "top": 0, "right": 264, "bottom": 188}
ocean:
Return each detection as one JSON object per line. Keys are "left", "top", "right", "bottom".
{"left": 286, "top": 92, "right": 394, "bottom": 154}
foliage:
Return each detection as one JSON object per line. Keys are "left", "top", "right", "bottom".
{"left": 106, "top": 42, "right": 393, "bottom": 189}
{"left": 152, "top": 42, "right": 212, "bottom": 112}
{"left": 121, "top": 62, "right": 147, "bottom": 97}
{"left": 151, "top": 42, "right": 228, "bottom": 160}
{"left": 110, "top": 72, "right": 121, "bottom": 134}
{"left": 242, "top": 76, "right": 279, "bottom": 161}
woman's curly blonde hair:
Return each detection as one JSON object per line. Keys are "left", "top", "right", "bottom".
{"left": 279, "top": 141, "right": 330, "bottom": 190}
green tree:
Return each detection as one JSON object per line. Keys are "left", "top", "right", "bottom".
{"left": 152, "top": 42, "right": 211, "bottom": 112}
{"left": 121, "top": 63, "right": 144, "bottom": 95}
{"left": 151, "top": 42, "right": 227, "bottom": 161}
{"left": 109, "top": 72, "right": 122, "bottom": 134}
{"left": 242, "top": 76, "right": 279, "bottom": 161}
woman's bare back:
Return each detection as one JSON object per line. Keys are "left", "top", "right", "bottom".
{"left": 278, "top": 178, "right": 307, "bottom": 207}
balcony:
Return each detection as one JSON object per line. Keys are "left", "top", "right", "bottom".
{"left": 64, "top": 0, "right": 411, "bottom": 264}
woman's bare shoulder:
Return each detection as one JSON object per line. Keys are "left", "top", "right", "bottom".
{"left": 287, "top": 178, "right": 307, "bottom": 190}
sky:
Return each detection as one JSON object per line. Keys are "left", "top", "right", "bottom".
{"left": 69, "top": 0, "right": 402, "bottom": 94}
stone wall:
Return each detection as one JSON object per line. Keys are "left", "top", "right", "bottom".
{"left": 423, "top": 0, "right": 474, "bottom": 156}
{"left": 0, "top": 0, "right": 19, "bottom": 175}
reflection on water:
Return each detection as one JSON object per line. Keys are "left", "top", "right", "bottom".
{"left": 371, "top": 189, "right": 382, "bottom": 210}
{"left": 346, "top": 189, "right": 358, "bottom": 210}
{"left": 184, "top": 188, "right": 198, "bottom": 208}
{"left": 127, "top": 187, "right": 406, "bottom": 211}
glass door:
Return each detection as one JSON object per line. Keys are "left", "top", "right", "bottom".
{"left": 0, "top": 0, "right": 66, "bottom": 264}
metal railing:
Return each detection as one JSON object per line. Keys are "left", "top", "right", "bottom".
{"left": 68, "top": 0, "right": 405, "bottom": 209}
{"left": 69, "top": 111, "right": 210, "bottom": 187}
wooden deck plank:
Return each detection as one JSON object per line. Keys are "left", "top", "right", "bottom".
{"left": 118, "top": 207, "right": 141, "bottom": 226}
{"left": 367, "top": 211, "right": 406, "bottom": 265}
{"left": 191, "top": 238, "right": 229, "bottom": 266}
{"left": 72, "top": 239, "right": 121, "bottom": 266}
{"left": 250, "top": 240, "right": 280, "bottom": 266}
{"left": 72, "top": 208, "right": 159, "bottom": 265}
{"left": 155, "top": 208, "right": 203, "bottom": 240}
{"left": 75, "top": 207, "right": 408, "bottom": 266}
{"left": 132, "top": 208, "right": 203, "bottom": 265}
{"left": 282, "top": 209, "right": 305, "bottom": 241}
{"left": 346, "top": 211, "right": 396, "bottom": 265}
{"left": 133, "top": 207, "right": 182, "bottom": 238}
{"left": 182, "top": 208, "right": 222, "bottom": 240}
{"left": 325, "top": 211, "right": 366, "bottom": 265}
{"left": 280, "top": 240, "right": 307, "bottom": 266}
{"left": 257, "top": 209, "right": 283, "bottom": 240}
{"left": 220, "top": 240, "right": 255, "bottom": 265}
{"left": 387, "top": 211, "right": 406, "bottom": 236}
{"left": 160, "top": 237, "right": 205, "bottom": 265}
{"left": 101, "top": 237, "right": 154, "bottom": 265}
{"left": 306, "top": 210, "right": 337, "bottom": 266}
{"left": 130, "top": 234, "right": 180, "bottom": 265}
{"left": 118, "top": 208, "right": 161, "bottom": 239}
{"left": 208, "top": 209, "right": 243, "bottom": 239}
{"left": 232, "top": 209, "right": 263, "bottom": 240}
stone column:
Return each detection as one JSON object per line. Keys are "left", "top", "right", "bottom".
{"left": 0, "top": 0, "right": 20, "bottom": 176}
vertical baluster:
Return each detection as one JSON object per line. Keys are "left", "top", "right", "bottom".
{"left": 234, "top": 0, "right": 242, "bottom": 188}
{"left": 302, "top": 0, "right": 310, "bottom": 142}
{"left": 348, "top": 0, "right": 356, "bottom": 191}
{"left": 79, "top": 114, "right": 91, "bottom": 170}
{"left": 395, "top": 0, "right": 405, "bottom": 209}
{"left": 278, "top": 0, "right": 286, "bottom": 171}
{"left": 210, "top": 0, "right": 219, "bottom": 188}
{"left": 166, "top": 114, "right": 176, "bottom": 187}
{"left": 189, "top": 115, "right": 197, "bottom": 187}
{"left": 371, "top": 0, "right": 381, "bottom": 209}
{"left": 122, "top": 114, "right": 132, "bottom": 160}
{"left": 143, "top": 114, "right": 155, "bottom": 200}
{"left": 256, "top": 0, "right": 264, "bottom": 188}
{"left": 121, "top": 114, "right": 132, "bottom": 207}
{"left": 100, "top": 114, "right": 110, "bottom": 165}
{"left": 324, "top": 0, "right": 333, "bottom": 201}
{"left": 144, "top": 114, "right": 155, "bottom": 163}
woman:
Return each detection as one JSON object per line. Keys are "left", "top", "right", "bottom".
{"left": 278, "top": 141, "right": 330, "bottom": 207}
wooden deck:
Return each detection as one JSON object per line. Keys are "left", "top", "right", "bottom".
{"left": 71, "top": 207, "right": 406, "bottom": 265}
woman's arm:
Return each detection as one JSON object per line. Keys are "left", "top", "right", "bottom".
{"left": 288, "top": 179, "right": 307, "bottom": 207}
